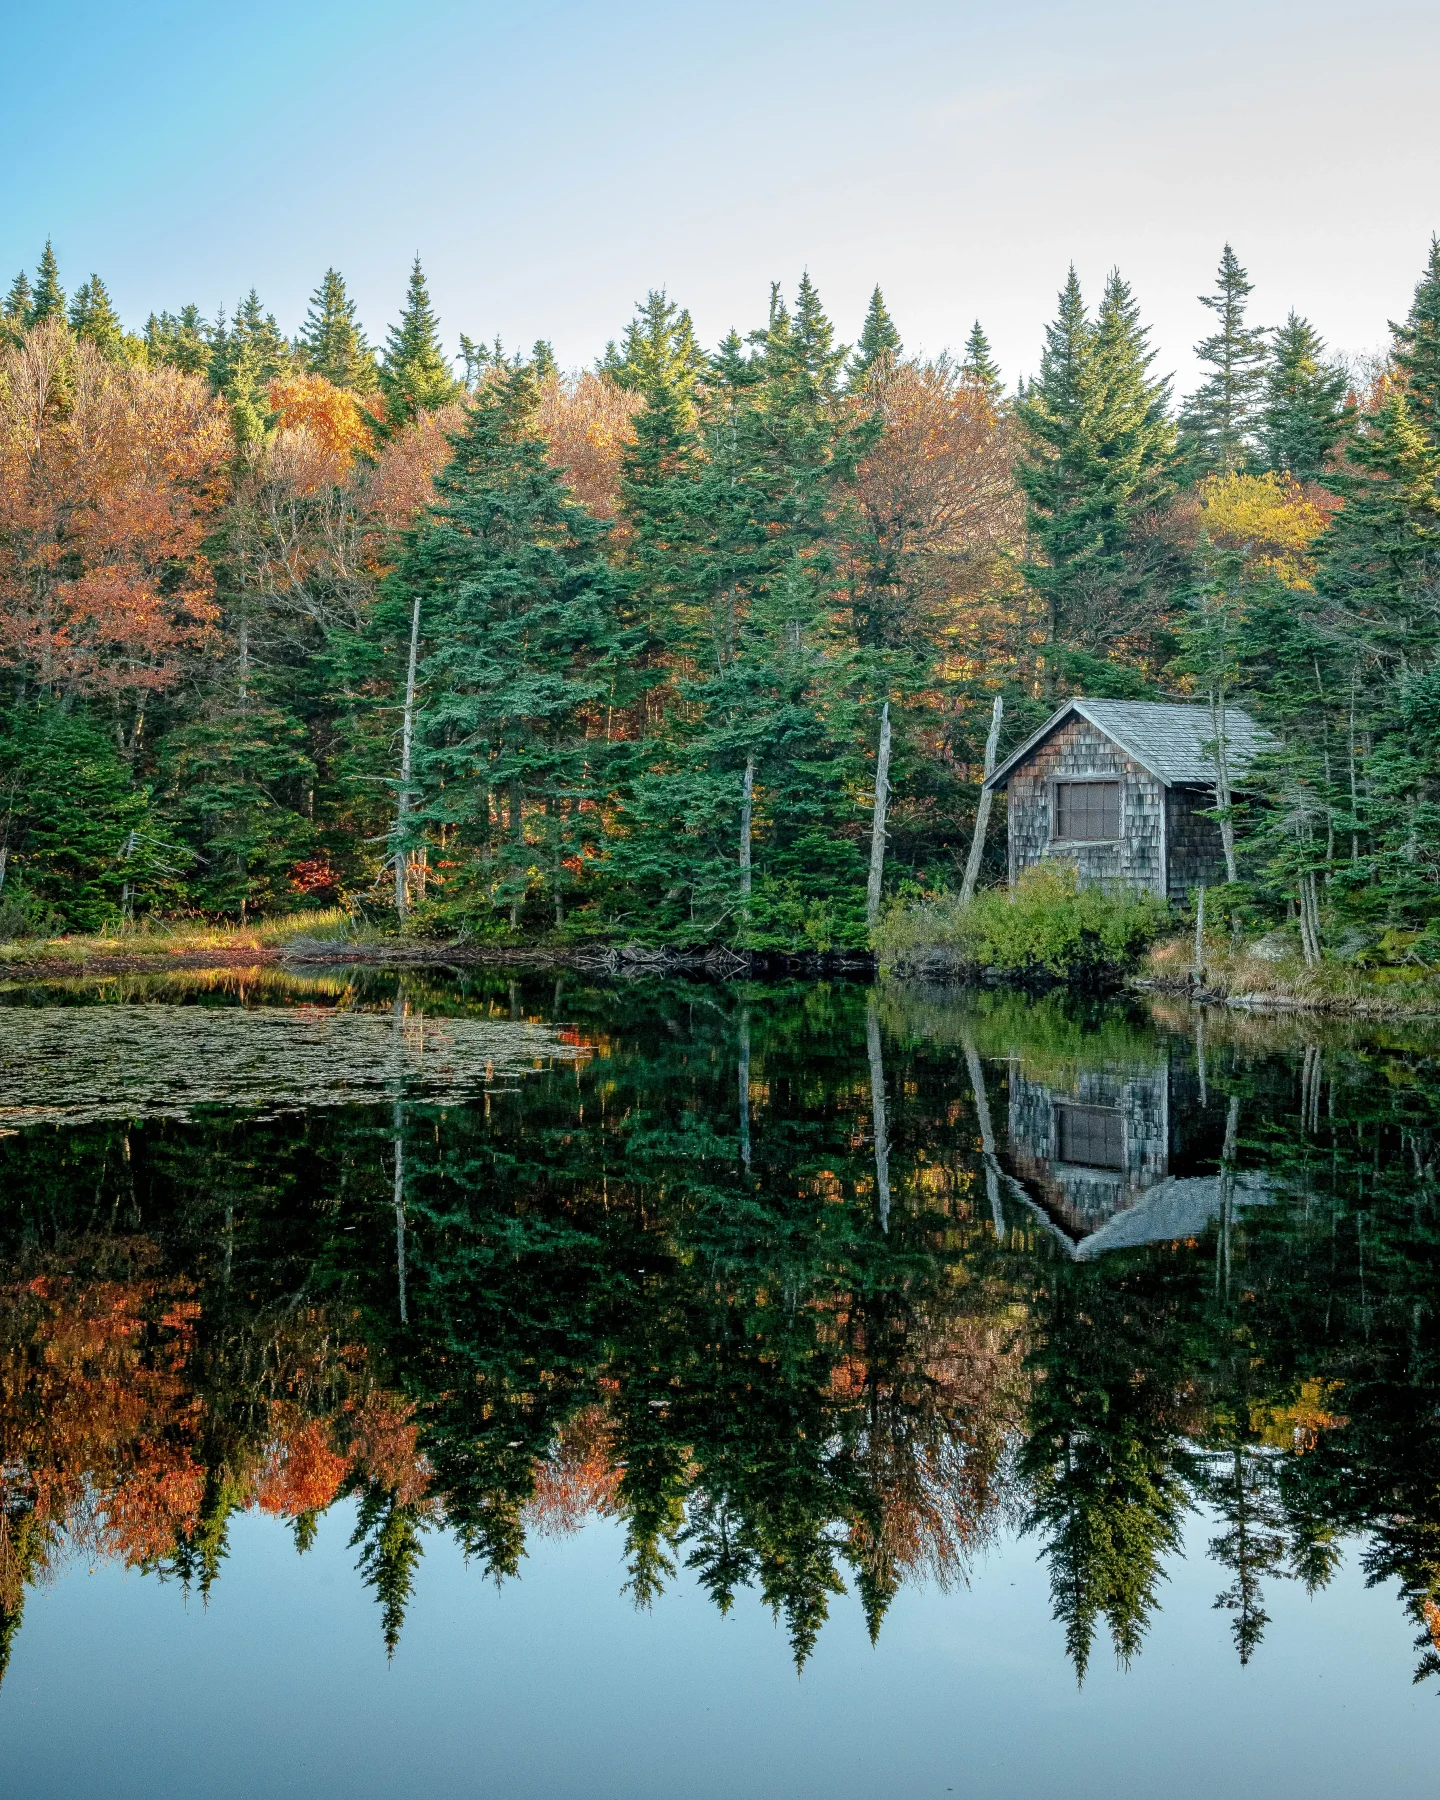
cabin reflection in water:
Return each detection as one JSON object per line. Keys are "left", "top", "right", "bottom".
{"left": 1001, "top": 1053, "right": 1268, "bottom": 1258}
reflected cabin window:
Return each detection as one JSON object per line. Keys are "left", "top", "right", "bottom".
{"left": 1054, "top": 780, "right": 1120, "bottom": 842}
{"left": 1056, "top": 1104, "right": 1124, "bottom": 1170}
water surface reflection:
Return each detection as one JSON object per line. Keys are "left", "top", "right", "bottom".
{"left": 2, "top": 971, "right": 1439, "bottom": 1695}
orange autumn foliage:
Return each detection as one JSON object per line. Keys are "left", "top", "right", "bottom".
{"left": 0, "top": 321, "right": 230, "bottom": 715}
{"left": 537, "top": 372, "right": 638, "bottom": 526}
{"left": 267, "top": 372, "right": 378, "bottom": 480}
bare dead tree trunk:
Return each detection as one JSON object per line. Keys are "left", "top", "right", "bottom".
{"left": 866, "top": 703, "right": 891, "bottom": 931}
{"left": 1209, "top": 689, "right": 1237, "bottom": 885}
{"left": 1298, "top": 869, "right": 1322, "bottom": 967}
{"left": 961, "top": 695, "right": 1004, "bottom": 906}
{"left": 866, "top": 995, "right": 891, "bottom": 1233}
{"left": 393, "top": 592, "right": 421, "bottom": 921}
{"left": 1194, "top": 885, "right": 1206, "bottom": 983}
{"left": 739, "top": 756, "right": 753, "bottom": 909}
{"left": 509, "top": 778, "right": 524, "bottom": 931}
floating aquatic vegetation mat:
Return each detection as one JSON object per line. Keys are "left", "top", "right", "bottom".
{"left": 0, "top": 1004, "right": 586, "bottom": 1128}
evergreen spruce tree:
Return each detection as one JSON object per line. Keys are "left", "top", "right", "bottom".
{"left": 611, "top": 277, "right": 882, "bottom": 946}
{"left": 145, "top": 304, "right": 211, "bottom": 376}
{"left": 1258, "top": 312, "right": 1351, "bottom": 482}
{"left": 530, "top": 339, "right": 558, "bottom": 381}
{"left": 1, "top": 272, "right": 31, "bottom": 347}
{"left": 1015, "top": 267, "right": 1176, "bottom": 679}
{"left": 68, "top": 273, "right": 126, "bottom": 360}
{"left": 29, "top": 239, "right": 65, "bottom": 324}
{"left": 1178, "top": 244, "right": 1269, "bottom": 477}
{"left": 1392, "top": 234, "right": 1440, "bottom": 448}
{"left": 395, "top": 362, "right": 630, "bottom": 929}
{"left": 1298, "top": 387, "right": 1440, "bottom": 922}
{"left": 298, "top": 268, "right": 378, "bottom": 392}
{"left": 379, "top": 256, "right": 462, "bottom": 425}
{"left": 960, "top": 319, "right": 1003, "bottom": 403}
{"left": 846, "top": 285, "right": 900, "bottom": 387}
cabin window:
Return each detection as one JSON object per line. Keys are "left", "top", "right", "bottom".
{"left": 1054, "top": 780, "right": 1120, "bottom": 842}
{"left": 1056, "top": 1104, "right": 1124, "bottom": 1170}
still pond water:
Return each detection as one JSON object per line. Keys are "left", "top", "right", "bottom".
{"left": 1, "top": 968, "right": 1438, "bottom": 1798}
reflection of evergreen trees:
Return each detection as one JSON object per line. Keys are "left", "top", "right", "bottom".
{"left": 5, "top": 978, "right": 1440, "bottom": 1686}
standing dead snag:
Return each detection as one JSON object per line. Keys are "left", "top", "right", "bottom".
{"left": 739, "top": 756, "right": 754, "bottom": 910}
{"left": 393, "top": 592, "right": 422, "bottom": 921}
{"left": 961, "top": 694, "right": 1003, "bottom": 906}
{"left": 866, "top": 704, "right": 891, "bottom": 931}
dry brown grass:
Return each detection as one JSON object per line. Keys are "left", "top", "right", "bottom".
{"left": 1142, "top": 933, "right": 1440, "bottom": 1017}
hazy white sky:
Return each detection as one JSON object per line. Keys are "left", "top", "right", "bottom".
{"left": 7, "top": 0, "right": 1439, "bottom": 391}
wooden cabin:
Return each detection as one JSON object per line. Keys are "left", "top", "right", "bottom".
{"left": 984, "top": 698, "right": 1275, "bottom": 902}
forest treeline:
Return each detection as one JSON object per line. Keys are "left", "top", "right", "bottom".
{"left": 1, "top": 236, "right": 1438, "bottom": 951}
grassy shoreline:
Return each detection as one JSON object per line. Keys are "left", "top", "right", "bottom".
{"left": 1136, "top": 934, "right": 1440, "bottom": 1017}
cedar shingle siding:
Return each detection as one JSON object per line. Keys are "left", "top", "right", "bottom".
{"left": 987, "top": 698, "right": 1274, "bottom": 902}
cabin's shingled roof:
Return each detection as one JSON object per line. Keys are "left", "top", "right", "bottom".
{"left": 986, "top": 698, "right": 1279, "bottom": 791}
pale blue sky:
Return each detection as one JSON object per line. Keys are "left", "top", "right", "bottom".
{"left": 7, "top": 0, "right": 1439, "bottom": 388}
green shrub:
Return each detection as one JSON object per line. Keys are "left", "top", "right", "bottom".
{"left": 877, "top": 863, "right": 1167, "bottom": 984}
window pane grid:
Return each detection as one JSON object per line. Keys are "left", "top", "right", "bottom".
{"left": 1056, "top": 1104, "right": 1124, "bottom": 1170}
{"left": 1055, "top": 781, "right": 1119, "bottom": 841}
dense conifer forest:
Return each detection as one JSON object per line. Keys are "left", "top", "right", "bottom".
{"left": 1, "top": 237, "right": 1437, "bottom": 956}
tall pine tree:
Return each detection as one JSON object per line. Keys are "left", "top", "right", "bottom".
{"left": 68, "top": 274, "right": 126, "bottom": 360}
{"left": 29, "top": 240, "right": 65, "bottom": 324}
{"left": 1, "top": 272, "right": 31, "bottom": 347}
{"left": 1258, "top": 313, "right": 1350, "bottom": 482}
{"left": 1179, "top": 244, "right": 1269, "bottom": 477}
{"left": 961, "top": 320, "right": 1003, "bottom": 403}
{"left": 846, "top": 285, "right": 901, "bottom": 388}
{"left": 1392, "top": 234, "right": 1440, "bottom": 448}
{"left": 1016, "top": 267, "right": 1175, "bottom": 683}
{"left": 396, "top": 362, "right": 629, "bottom": 929}
{"left": 299, "top": 268, "right": 378, "bottom": 392}
{"left": 380, "top": 256, "right": 461, "bottom": 426}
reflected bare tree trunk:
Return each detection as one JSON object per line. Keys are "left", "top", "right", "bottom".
{"left": 1217, "top": 1094, "right": 1240, "bottom": 1300}
{"left": 738, "top": 1009, "right": 752, "bottom": 1171}
{"left": 962, "top": 1031, "right": 1007, "bottom": 1242}
{"left": 391, "top": 991, "right": 410, "bottom": 1326}
{"left": 867, "top": 995, "right": 890, "bottom": 1233}
{"left": 393, "top": 1096, "right": 408, "bottom": 1327}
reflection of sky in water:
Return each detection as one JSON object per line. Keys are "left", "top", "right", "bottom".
{"left": 4, "top": 1504, "right": 1430, "bottom": 1800}
{"left": 3, "top": 974, "right": 1440, "bottom": 1795}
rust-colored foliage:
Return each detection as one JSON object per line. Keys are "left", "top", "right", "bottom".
{"left": 524, "top": 1404, "right": 623, "bottom": 1535}
{"left": 267, "top": 373, "right": 378, "bottom": 482}
{"left": 255, "top": 1412, "right": 351, "bottom": 1518}
{"left": 0, "top": 321, "right": 230, "bottom": 717}
{"left": 841, "top": 356, "right": 1024, "bottom": 654}
{"left": 537, "top": 372, "right": 638, "bottom": 526}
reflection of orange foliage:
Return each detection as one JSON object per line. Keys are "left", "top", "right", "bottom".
{"left": 1424, "top": 1598, "right": 1440, "bottom": 1652}
{"left": 256, "top": 1415, "right": 349, "bottom": 1518}
{"left": 0, "top": 1250, "right": 205, "bottom": 1573}
{"left": 267, "top": 373, "right": 377, "bottom": 478}
{"left": 525, "top": 1405, "right": 622, "bottom": 1536}
{"left": 346, "top": 1390, "right": 430, "bottom": 1505}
